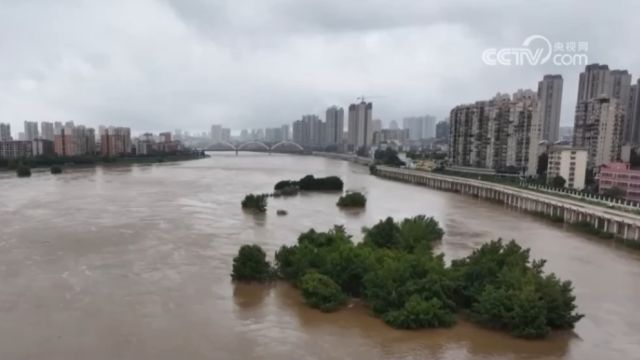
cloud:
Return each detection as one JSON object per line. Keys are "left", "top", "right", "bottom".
{"left": 0, "top": 0, "right": 637, "bottom": 135}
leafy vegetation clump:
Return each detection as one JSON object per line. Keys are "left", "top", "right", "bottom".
{"left": 50, "top": 165, "right": 63, "bottom": 174}
{"left": 231, "top": 244, "right": 273, "bottom": 282}
{"left": 299, "top": 272, "right": 347, "bottom": 312}
{"left": 241, "top": 193, "right": 268, "bottom": 212}
{"left": 16, "top": 165, "right": 32, "bottom": 177}
{"left": 337, "top": 192, "right": 366, "bottom": 208}
{"left": 233, "top": 215, "right": 583, "bottom": 338}
{"left": 374, "top": 148, "right": 405, "bottom": 167}
{"left": 450, "top": 239, "right": 584, "bottom": 338}
{"left": 274, "top": 175, "right": 343, "bottom": 192}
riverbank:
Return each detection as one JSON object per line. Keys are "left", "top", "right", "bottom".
{"left": 374, "top": 165, "right": 640, "bottom": 249}
{"left": 0, "top": 152, "right": 208, "bottom": 171}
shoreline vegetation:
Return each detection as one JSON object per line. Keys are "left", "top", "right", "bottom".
{"left": 231, "top": 215, "right": 583, "bottom": 339}
{"left": 1, "top": 151, "right": 207, "bottom": 175}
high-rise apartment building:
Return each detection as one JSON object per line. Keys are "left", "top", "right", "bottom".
{"left": 629, "top": 80, "right": 640, "bottom": 144}
{"left": 423, "top": 115, "right": 436, "bottom": 138}
{"left": 54, "top": 123, "right": 96, "bottom": 157}
{"left": 449, "top": 90, "right": 540, "bottom": 175}
{"left": 537, "top": 75, "right": 563, "bottom": 142}
{"left": 210, "top": 125, "right": 223, "bottom": 142}
{"left": 265, "top": 127, "right": 285, "bottom": 142}
{"left": 24, "top": 121, "right": 39, "bottom": 140}
{"left": 100, "top": 127, "right": 131, "bottom": 157}
{"left": 280, "top": 125, "right": 290, "bottom": 141}
{"left": 577, "top": 64, "right": 612, "bottom": 102}
{"left": 347, "top": 101, "right": 373, "bottom": 151}
{"left": 0, "top": 141, "right": 33, "bottom": 159}
{"left": 403, "top": 117, "right": 424, "bottom": 141}
{"left": 573, "top": 96, "right": 626, "bottom": 167}
{"left": 575, "top": 64, "right": 633, "bottom": 144}
{"left": 221, "top": 128, "right": 231, "bottom": 142}
{"left": 293, "top": 115, "right": 324, "bottom": 148}
{"left": 435, "top": 119, "right": 449, "bottom": 140}
{"left": 41, "top": 122, "right": 54, "bottom": 141}
{"left": 0, "top": 123, "right": 11, "bottom": 141}
{"left": 388, "top": 120, "right": 399, "bottom": 130}
{"left": 403, "top": 115, "right": 436, "bottom": 140}
{"left": 324, "top": 106, "right": 344, "bottom": 146}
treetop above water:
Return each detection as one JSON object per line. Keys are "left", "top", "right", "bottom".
{"left": 231, "top": 215, "right": 583, "bottom": 339}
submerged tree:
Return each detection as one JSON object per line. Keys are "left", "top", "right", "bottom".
{"left": 241, "top": 193, "right": 268, "bottom": 212}
{"left": 299, "top": 272, "right": 347, "bottom": 312}
{"left": 231, "top": 244, "right": 273, "bottom": 282}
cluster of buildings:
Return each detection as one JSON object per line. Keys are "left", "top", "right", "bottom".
{"left": 448, "top": 63, "right": 640, "bottom": 200}
{"left": 291, "top": 102, "right": 379, "bottom": 151}
{"left": 288, "top": 102, "right": 446, "bottom": 152}
{"left": 0, "top": 121, "right": 184, "bottom": 160}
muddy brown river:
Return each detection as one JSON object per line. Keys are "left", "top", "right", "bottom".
{"left": 1, "top": 153, "right": 639, "bottom": 360}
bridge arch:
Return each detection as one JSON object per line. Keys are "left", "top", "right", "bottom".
{"left": 207, "top": 141, "right": 237, "bottom": 151}
{"left": 237, "top": 141, "right": 270, "bottom": 151}
{"left": 271, "top": 140, "right": 304, "bottom": 152}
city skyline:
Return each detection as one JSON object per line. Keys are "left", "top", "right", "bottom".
{"left": 0, "top": 1, "right": 639, "bottom": 134}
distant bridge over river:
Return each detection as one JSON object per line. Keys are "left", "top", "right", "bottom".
{"left": 201, "top": 140, "right": 305, "bottom": 155}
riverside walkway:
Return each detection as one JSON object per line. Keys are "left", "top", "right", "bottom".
{"left": 376, "top": 166, "right": 640, "bottom": 243}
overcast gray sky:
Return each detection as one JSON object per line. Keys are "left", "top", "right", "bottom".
{"left": 1, "top": 0, "right": 638, "bottom": 135}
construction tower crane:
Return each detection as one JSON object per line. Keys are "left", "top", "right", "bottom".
{"left": 356, "top": 95, "right": 386, "bottom": 103}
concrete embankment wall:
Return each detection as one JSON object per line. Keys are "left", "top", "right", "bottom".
{"left": 375, "top": 165, "right": 640, "bottom": 245}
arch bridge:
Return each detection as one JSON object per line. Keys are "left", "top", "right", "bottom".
{"left": 203, "top": 140, "right": 304, "bottom": 155}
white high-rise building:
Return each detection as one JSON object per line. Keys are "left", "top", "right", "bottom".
{"left": 347, "top": 101, "right": 373, "bottom": 151}
{"left": 403, "top": 117, "right": 423, "bottom": 141}
{"left": 388, "top": 120, "right": 399, "bottom": 130}
{"left": 24, "top": 121, "right": 39, "bottom": 140}
{"left": 210, "top": 124, "right": 223, "bottom": 142}
{"left": 403, "top": 115, "right": 436, "bottom": 140}
{"left": 280, "top": 124, "right": 290, "bottom": 141}
{"left": 293, "top": 115, "right": 324, "bottom": 148}
{"left": 537, "top": 75, "right": 563, "bottom": 142}
{"left": 221, "top": 128, "right": 231, "bottom": 142}
{"left": 41, "top": 121, "right": 54, "bottom": 141}
{"left": 0, "top": 123, "right": 11, "bottom": 141}
{"left": 449, "top": 90, "right": 540, "bottom": 175}
{"left": 576, "top": 64, "right": 632, "bottom": 144}
{"left": 573, "top": 96, "right": 626, "bottom": 167}
{"left": 325, "top": 106, "right": 344, "bottom": 146}
{"left": 423, "top": 115, "right": 436, "bottom": 138}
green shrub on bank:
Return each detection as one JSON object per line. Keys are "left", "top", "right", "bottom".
{"left": 50, "top": 166, "right": 63, "bottom": 174}
{"left": 337, "top": 192, "right": 367, "bottom": 208}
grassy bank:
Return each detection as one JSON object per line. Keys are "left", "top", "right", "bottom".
{"left": 0, "top": 152, "right": 207, "bottom": 170}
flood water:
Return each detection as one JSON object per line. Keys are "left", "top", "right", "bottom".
{"left": 1, "top": 153, "right": 639, "bottom": 360}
